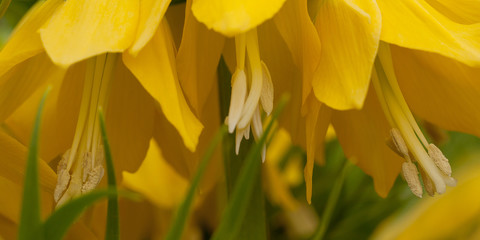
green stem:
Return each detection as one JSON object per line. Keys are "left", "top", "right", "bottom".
{"left": 313, "top": 160, "right": 351, "bottom": 240}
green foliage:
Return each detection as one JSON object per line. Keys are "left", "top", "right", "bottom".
{"left": 18, "top": 87, "right": 50, "bottom": 240}
{"left": 99, "top": 109, "right": 119, "bottom": 240}
{"left": 165, "top": 125, "right": 228, "bottom": 240}
{"left": 211, "top": 95, "right": 290, "bottom": 240}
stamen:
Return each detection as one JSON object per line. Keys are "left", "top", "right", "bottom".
{"left": 54, "top": 53, "right": 116, "bottom": 205}
{"left": 228, "top": 69, "right": 247, "bottom": 133}
{"left": 237, "top": 29, "right": 263, "bottom": 129}
{"left": 260, "top": 61, "right": 274, "bottom": 115}
{"left": 402, "top": 161, "right": 423, "bottom": 198}
{"left": 428, "top": 144, "right": 452, "bottom": 176}
{"left": 373, "top": 43, "right": 455, "bottom": 197}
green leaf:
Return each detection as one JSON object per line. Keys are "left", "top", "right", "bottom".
{"left": 211, "top": 95, "right": 290, "bottom": 240}
{"left": 18, "top": 86, "right": 51, "bottom": 240}
{"left": 0, "top": 0, "right": 11, "bottom": 19}
{"left": 98, "top": 109, "right": 119, "bottom": 240}
{"left": 42, "top": 189, "right": 135, "bottom": 240}
{"left": 165, "top": 125, "right": 228, "bottom": 240}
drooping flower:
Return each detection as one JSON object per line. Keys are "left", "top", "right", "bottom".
{"left": 179, "top": 0, "right": 321, "bottom": 166}
{"left": 0, "top": 0, "right": 203, "bottom": 205}
{"left": 308, "top": 0, "right": 480, "bottom": 199}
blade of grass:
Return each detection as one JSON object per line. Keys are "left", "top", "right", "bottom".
{"left": 98, "top": 109, "right": 119, "bottom": 240}
{"left": 165, "top": 125, "right": 228, "bottom": 240}
{"left": 42, "top": 188, "right": 137, "bottom": 240}
{"left": 211, "top": 94, "right": 290, "bottom": 240}
{"left": 18, "top": 86, "right": 51, "bottom": 240}
{"left": 313, "top": 159, "right": 351, "bottom": 240}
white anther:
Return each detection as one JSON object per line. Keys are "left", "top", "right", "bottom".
{"left": 428, "top": 144, "right": 452, "bottom": 177}
{"left": 260, "top": 61, "right": 274, "bottom": 115}
{"left": 227, "top": 69, "right": 247, "bottom": 133}
{"left": 402, "top": 162, "right": 423, "bottom": 198}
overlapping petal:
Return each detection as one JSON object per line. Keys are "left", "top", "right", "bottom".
{"left": 192, "top": 0, "right": 287, "bottom": 36}
{"left": 378, "top": 0, "right": 480, "bottom": 66}
{"left": 313, "top": 0, "right": 381, "bottom": 110}
{"left": 332, "top": 87, "right": 403, "bottom": 197}
{"left": 40, "top": 0, "right": 139, "bottom": 66}
{"left": 177, "top": 0, "right": 225, "bottom": 114}
{"left": 391, "top": 46, "right": 480, "bottom": 137}
{"left": 122, "top": 139, "right": 189, "bottom": 208}
{"left": 124, "top": 20, "right": 203, "bottom": 152}
{"left": 129, "top": 0, "right": 172, "bottom": 54}
{"left": 0, "top": 0, "right": 62, "bottom": 76}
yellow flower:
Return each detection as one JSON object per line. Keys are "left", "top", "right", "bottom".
{"left": 0, "top": 0, "right": 202, "bottom": 205}
{"left": 372, "top": 154, "right": 480, "bottom": 240}
{"left": 305, "top": 0, "right": 480, "bottom": 199}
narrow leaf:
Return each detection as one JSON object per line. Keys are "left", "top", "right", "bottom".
{"left": 99, "top": 109, "right": 119, "bottom": 240}
{"left": 165, "top": 125, "right": 228, "bottom": 240}
{"left": 43, "top": 188, "right": 135, "bottom": 240}
{"left": 211, "top": 94, "right": 290, "bottom": 240}
{"left": 18, "top": 86, "right": 51, "bottom": 240}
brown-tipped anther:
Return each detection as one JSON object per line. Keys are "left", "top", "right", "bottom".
{"left": 402, "top": 162, "right": 423, "bottom": 198}
{"left": 390, "top": 128, "right": 409, "bottom": 158}
{"left": 54, "top": 150, "right": 71, "bottom": 202}
{"left": 419, "top": 167, "right": 435, "bottom": 197}
{"left": 428, "top": 144, "right": 452, "bottom": 176}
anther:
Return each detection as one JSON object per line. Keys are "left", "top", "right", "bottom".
{"left": 402, "top": 161, "right": 423, "bottom": 198}
{"left": 419, "top": 167, "right": 436, "bottom": 197}
{"left": 54, "top": 150, "right": 71, "bottom": 202}
{"left": 428, "top": 144, "right": 452, "bottom": 177}
{"left": 389, "top": 128, "right": 409, "bottom": 158}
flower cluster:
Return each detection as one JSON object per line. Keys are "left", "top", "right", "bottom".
{"left": 0, "top": 0, "right": 479, "bottom": 238}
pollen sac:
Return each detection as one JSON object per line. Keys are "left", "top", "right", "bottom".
{"left": 260, "top": 61, "right": 274, "bottom": 115}
{"left": 227, "top": 69, "right": 247, "bottom": 133}
{"left": 390, "top": 128, "right": 409, "bottom": 158}
{"left": 428, "top": 144, "right": 452, "bottom": 177}
{"left": 402, "top": 161, "right": 423, "bottom": 198}
{"left": 54, "top": 150, "right": 71, "bottom": 202}
{"left": 419, "top": 167, "right": 436, "bottom": 197}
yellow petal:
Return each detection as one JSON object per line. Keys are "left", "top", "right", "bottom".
{"left": 106, "top": 60, "right": 155, "bottom": 178}
{"left": 177, "top": 0, "right": 225, "bottom": 114}
{"left": 331, "top": 86, "right": 403, "bottom": 197}
{"left": 129, "top": 0, "right": 172, "bottom": 54}
{"left": 372, "top": 158, "right": 480, "bottom": 240}
{"left": 391, "top": 45, "right": 480, "bottom": 137}
{"left": 256, "top": 20, "right": 305, "bottom": 146}
{"left": 123, "top": 20, "right": 203, "bottom": 152}
{"left": 5, "top": 61, "right": 84, "bottom": 162}
{"left": 378, "top": 0, "right": 480, "bottom": 67}
{"left": 273, "top": 0, "right": 321, "bottom": 106}
{"left": 122, "top": 139, "right": 189, "bottom": 208}
{"left": 0, "top": 53, "right": 65, "bottom": 125}
{"left": 0, "top": 176, "right": 54, "bottom": 225}
{"left": 426, "top": 0, "right": 480, "bottom": 24}
{"left": 0, "top": 129, "right": 57, "bottom": 194}
{"left": 40, "top": 0, "right": 139, "bottom": 66}
{"left": 0, "top": 0, "right": 62, "bottom": 76}
{"left": 313, "top": 0, "right": 381, "bottom": 110}
{"left": 265, "top": 128, "right": 300, "bottom": 211}
{"left": 153, "top": 85, "right": 223, "bottom": 194}
{"left": 191, "top": 0, "right": 287, "bottom": 36}
{"left": 304, "top": 96, "right": 331, "bottom": 203}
